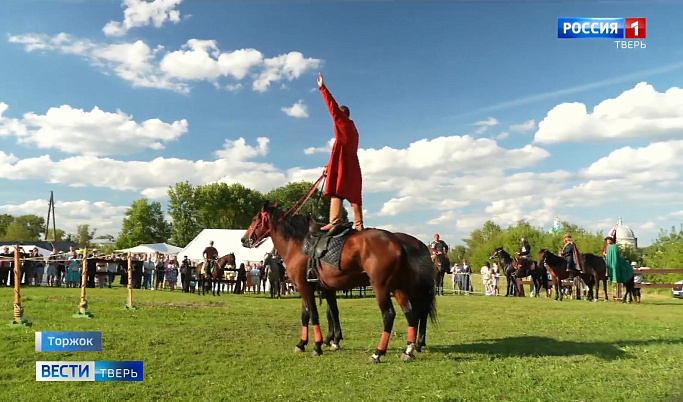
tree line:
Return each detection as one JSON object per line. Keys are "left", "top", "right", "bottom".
{"left": 0, "top": 213, "right": 100, "bottom": 248}
{"left": 114, "top": 181, "right": 348, "bottom": 249}
{"left": 447, "top": 219, "right": 682, "bottom": 284}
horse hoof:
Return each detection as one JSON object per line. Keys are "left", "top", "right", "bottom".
{"left": 294, "top": 346, "right": 305, "bottom": 353}
{"left": 311, "top": 350, "right": 322, "bottom": 357}
{"left": 414, "top": 345, "right": 422, "bottom": 353}
{"left": 368, "top": 355, "right": 381, "bottom": 364}
{"left": 330, "top": 343, "right": 340, "bottom": 351}
{"left": 400, "top": 352, "right": 415, "bottom": 361}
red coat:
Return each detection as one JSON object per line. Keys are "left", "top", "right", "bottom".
{"left": 320, "top": 84, "right": 363, "bottom": 205}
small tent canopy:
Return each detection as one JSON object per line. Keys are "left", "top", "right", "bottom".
{"left": 179, "top": 229, "right": 273, "bottom": 265}
{"left": 4, "top": 245, "right": 52, "bottom": 262}
{"left": 116, "top": 243, "right": 183, "bottom": 255}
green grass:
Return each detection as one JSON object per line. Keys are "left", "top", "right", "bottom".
{"left": 1, "top": 285, "right": 683, "bottom": 402}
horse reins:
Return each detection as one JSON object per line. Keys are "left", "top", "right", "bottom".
{"left": 250, "top": 172, "right": 327, "bottom": 248}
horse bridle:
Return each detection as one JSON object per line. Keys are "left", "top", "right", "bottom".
{"left": 247, "top": 173, "right": 326, "bottom": 249}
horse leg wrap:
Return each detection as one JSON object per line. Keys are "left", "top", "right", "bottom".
{"left": 301, "top": 326, "right": 309, "bottom": 342}
{"left": 407, "top": 326, "right": 417, "bottom": 344}
{"left": 313, "top": 325, "right": 323, "bottom": 343}
{"left": 378, "top": 331, "right": 391, "bottom": 352}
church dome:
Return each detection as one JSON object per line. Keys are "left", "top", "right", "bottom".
{"left": 611, "top": 218, "right": 637, "bottom": 248}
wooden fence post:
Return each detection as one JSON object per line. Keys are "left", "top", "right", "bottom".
{"left": 73, "top": 248, "right": 93, "bottom": 318}
{"left": 7, "top": 246, "right": 31, "bottom": 327}
{"left": 125, "top": 253, "right": 137, "bottom": 310}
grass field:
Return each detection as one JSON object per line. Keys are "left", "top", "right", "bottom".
{"left": 2, "top": 284, "right": 683, "bottom": 402}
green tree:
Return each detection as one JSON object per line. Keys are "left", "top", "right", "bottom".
{"left": 13, "top": 215, "right": 46, "bottom": 240}
{"left": 1, "top": 221, "right": 35, "bottom": 241}
{"left": 46, "top": 228, "right": 66, "bottom": 242}
{"left": 642, "top": 225, "right": 683, "bottom": 284}
{"left": 447, "top": 245, "right": 468, "bottom": 263}
{"left": 0, "top": 214, "right": 13, "bottom": 238}
{"left": 116, "top": 199, "right": 172, "bottom": 249}
{"left": 168, "top": 181, "right": 201, "bottom": 247}
{"left": 265, "top": 181, "right": 348, "bottom": 224}
{"left": 75, "top": 225, "right": 96, "bottom": 248}
{"left": 195, "top": 183, "right": 264, "bottom": 229}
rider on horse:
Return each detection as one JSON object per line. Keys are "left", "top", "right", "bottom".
{"left": 560, "top": 234, "right": 583, "bottom": 274}
{"left": 429, "top": 234, "right": 449, "bottom": 261}
{"left": 202, "top": 240, "right": 219, "bottom": 276}
{"left": 313, "top": 73, "right": 364, "bottom": 233}
{"left": 516, "top": 237, "right": 531, "bottom": 268}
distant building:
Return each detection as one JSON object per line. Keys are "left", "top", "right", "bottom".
{"left": 610, "top": 218, "right": 637, "bottom": 249}
{"left": 548, "top": 216, "right": 563, "bottom": 234}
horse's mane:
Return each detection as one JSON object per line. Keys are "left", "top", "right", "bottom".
{"left": 539, "top": 249, "right": 564, "bottom": 265}
{"left": 498, "top": 248, "right": 512, "bottom": 261}
{"left": 265, "top": 205, "right": 310, "bottom": 241}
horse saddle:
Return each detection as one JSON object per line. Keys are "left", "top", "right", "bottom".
{"left": 302, "top": 223, "right": 355, "bottom": 277}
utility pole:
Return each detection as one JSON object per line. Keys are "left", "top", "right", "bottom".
{"left": 45, "top": 191, "right": 57, "bottom": 241}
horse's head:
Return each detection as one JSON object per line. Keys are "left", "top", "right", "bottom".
{"left": 537, "top": 249, "right": 548, "bottom": 262}
{"left": 242, "top": 201, "right": 279, "bottom": 248}
{"left": 489, "top": 247, "right": 503, "bottom": 260}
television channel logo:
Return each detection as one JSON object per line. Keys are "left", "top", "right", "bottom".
{"left": 558, "top": 18, "right": 646, "bottom": 49}
{"left": 35, "top": 331, "right": 102, "bottom": 352}
{"left": 36, "top": 361, "right": 143, "bottom": 381}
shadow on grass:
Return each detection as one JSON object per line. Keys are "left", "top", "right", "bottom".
{"left": 431, "top": 336, "right": 683, "bottom": 360}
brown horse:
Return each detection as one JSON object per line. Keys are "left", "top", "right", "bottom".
{"left": 538, "top": 249, "right": 592, "bottom": 301}
{"left": 196, "top": 253, "right": 236, "bottom": 296}
{"left": 241, "top": 202, "right": 437, "bottom": 362}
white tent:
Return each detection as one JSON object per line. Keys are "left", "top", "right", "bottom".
{"left": 117, "top": 243, "right": 183, "bottom": 255}
{"left": 179, "top": 229, "right": 273, "bottom": 265}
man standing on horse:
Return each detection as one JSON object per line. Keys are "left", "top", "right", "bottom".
{"left": 203, "top": 241, "right": 219, "bottom": 276}
{"left": 429, "top": 234, "right": 449, "bottom": 260}
{"left": 315, "top": 73, "right": 364, "bottom": 232}
{"left": 560, "top": 234, "right": 583, "bottom": 274}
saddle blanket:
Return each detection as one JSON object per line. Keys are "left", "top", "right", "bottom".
{"left": 302, "top": 224, "right": 355, "bottom": 270}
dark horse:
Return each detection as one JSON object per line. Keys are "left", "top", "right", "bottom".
{"left": 196, "top": 253, "right": 236, "bottom": 296}
{"left": 432, "top": 253, "right": 450, "bottom": 296}
{"left": 538, "top": 249, "right": 593, "bottom": 301}
{"left": 490, "top": 248, "right": 524, "bottom": 297}
{"left": 242, "top": 202, "right": 437, "bottom": 362}
{"left": 581, "top": 253, "right": 609, "bottom": 302}
{"left": 491, "top": 248, "right": 549, "bottom": 298}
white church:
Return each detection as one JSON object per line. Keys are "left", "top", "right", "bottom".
{"left": 547, "top": 216, "right": 637, "bottom": 249}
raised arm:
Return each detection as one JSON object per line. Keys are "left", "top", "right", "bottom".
{"left": 318, "top": 73, "right": 348, "bottom": 124}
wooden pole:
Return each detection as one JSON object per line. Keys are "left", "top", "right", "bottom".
{"left": 125, "top": 253, "right": 136, "bottom": 310}
{"left": 73, "top": 248, "right": 93, "bottom": 318}
{"left": 7, "top": 246, "right": 31, "bottom": 327}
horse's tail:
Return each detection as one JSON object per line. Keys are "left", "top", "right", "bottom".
{"left": 402, "top": 242, "right": 437, "bottom": 325}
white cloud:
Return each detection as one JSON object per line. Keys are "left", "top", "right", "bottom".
{"left": 103, "top": 0, "right": 183, "bottom": 37}
{"left": 582, "top": 140, "right": 683, "bottom": 180}
{"left": 509, "top": 119, "right": 535, "bottom": 132}
{"left": 159, "top": 40, "right": 264, "bottom": 82}
{"left": 495, "top": 132, "right": 509, "bottom": 140}
{"left": 473, "top": 117, "right": 499, "bottom": 135}
{"left": 253, "top": 52, "right": 322, "bottom": 92}
{"left": 9, "top": 33, "right": 320, "bottom": 94}
{"left": 0, "top": 199, "right": 128, "bottom": 237}
{"left": 304, "top": 138, "right": 334, "bottom": 155}
{"left": 9, "top": 33, "right": 188, "bottom": 93}
{"left": 281, "top": 100, "right": 309, "bottom": 118}
{"left": 0, "top": 137, "right": 294, "bottom": 197}
{"left": 473, "top": 117, "right": 499, "bottom": 127}
{"left": 535, "top": 82, "right": 683, "bottom": 144}
{"left": 0, "top": 102, "right": 187, "bottom": 156}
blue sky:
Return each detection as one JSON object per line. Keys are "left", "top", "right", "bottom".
{"left": 1, "top": 1, "right": 682, "bottom": 246}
